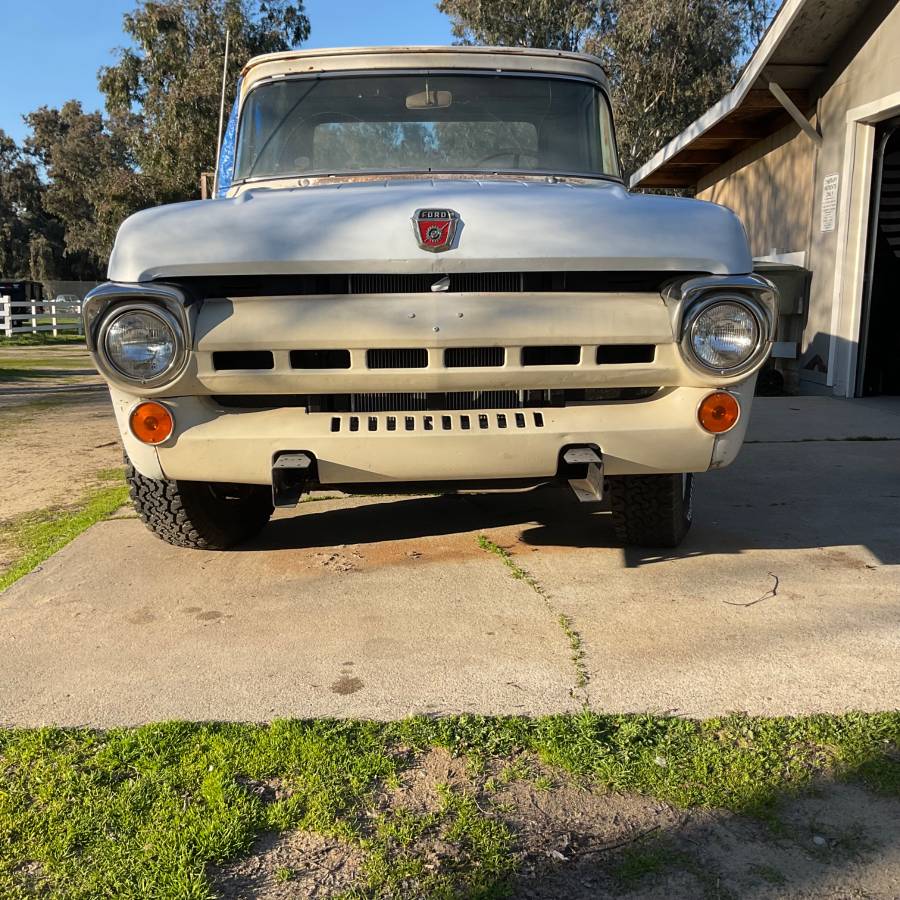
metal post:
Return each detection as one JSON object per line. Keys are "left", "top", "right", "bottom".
{"left": 0, "top": 295, "right": 9, "bottom": 337}
{"left": 30, "top": 298, "right": 37, "bottom": 334}
{"left": 51, "top": 301, "right": 58, "bottom": 337}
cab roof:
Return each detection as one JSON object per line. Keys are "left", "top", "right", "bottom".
{"left": 240, "top": 45, "right": 610, "bottom": 93}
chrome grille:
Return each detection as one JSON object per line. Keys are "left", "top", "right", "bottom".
{"left": 212, "top": 387, "right": 661, "bottom": 411}
{"left": 350, "top": 390, "right": 519, "bottom": 412}
{"left": 352, "top": 392, "right": 429, "bottom": 412}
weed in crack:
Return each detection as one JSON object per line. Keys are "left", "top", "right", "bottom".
{"left": 477, "top": 534, "right": 589, "bottom": 698}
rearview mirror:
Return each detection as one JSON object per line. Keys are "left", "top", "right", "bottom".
{"left": 406, "top": 89, "right": 452, "bottom": 110}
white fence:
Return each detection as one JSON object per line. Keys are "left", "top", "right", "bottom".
{"left": 0, "top": 295, "right": 84, "bottom": 337}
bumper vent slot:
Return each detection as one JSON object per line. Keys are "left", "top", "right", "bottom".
{"left": 522, "top": 346, "right": 581, "bottom": 366}
{"left": 367, "top": 348, "right": 428, "bottom": 369}
{"left": 444, "top": 347, "right": 505, "bottom": 368}
{"left": 597, "top": 344, "right": 656, "bottom": 364}
{"left": 212, "top": 350, "right": 274, "bottom": 370}
{"left": 291, "top": 349, "right": 351, "bottom": 369}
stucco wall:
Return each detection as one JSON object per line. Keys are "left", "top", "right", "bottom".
{"left": 695, "top": 0, "right": 900, "bottom": 392}
{"left": 697, "top": 122, "right": 816, "bottom": 260}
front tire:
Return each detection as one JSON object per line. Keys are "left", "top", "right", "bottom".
{"left": 125, "top": 458, "right": 273, "bottom": 550}
{"left": 608, "top": 473, "right": 694, "bottom": 548}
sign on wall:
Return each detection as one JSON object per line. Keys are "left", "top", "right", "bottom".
{"left": 821, "top": 173, "right": 839, "bottom": 232}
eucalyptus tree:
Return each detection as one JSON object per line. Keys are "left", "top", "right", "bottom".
{"left": 437, "top": 0, "right": 774, "bottom": 178}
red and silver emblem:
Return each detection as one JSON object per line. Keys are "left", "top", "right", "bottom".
{"left": 413, "top": 208, "right": 460, "bottom": 253}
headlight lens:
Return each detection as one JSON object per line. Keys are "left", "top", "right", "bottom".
{"left": 689, "top": 301, "right": 760, "bottom": 371}
{"left": 104, "top": 310, "right": 178, "bottom": 381}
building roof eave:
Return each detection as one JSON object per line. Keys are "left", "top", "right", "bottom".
{"left": 629, "top": 0, "right": 813, "bottom": 189}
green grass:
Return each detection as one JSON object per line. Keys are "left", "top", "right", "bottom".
{"left": 0, "top": 354, "right": 94, "bottom": 383}
{"left": 0, "top": 334, "right": 85, "bottom": 347}
{"left": 0, "top": 713, "right": 896, "bottom": 898}
{"left": 0, "top": 357, "right": 89, "bottom": 370}
{"left": 0, "top": 475, "right": 129, "bottom": 593}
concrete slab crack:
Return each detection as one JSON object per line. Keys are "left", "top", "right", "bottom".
{"left": 723, "top": 572, "right": 780, "bottom": 608}
{"left": 476, "top": 534, "right": 590, "bottom": 706}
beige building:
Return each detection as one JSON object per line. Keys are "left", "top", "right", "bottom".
{"left": 631, "top": 0, "right": 900, "bottom": 398}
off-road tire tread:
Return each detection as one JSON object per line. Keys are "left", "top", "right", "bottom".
{"left": 608, "top": 474, "right": 692, "bottom": 548}
{"left": 126, "top": 459, "right": 273, "bottom": 550}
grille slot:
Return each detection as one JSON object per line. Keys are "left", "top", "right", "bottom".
{"left": 451, "top": 272, "right": 522, "bottom": 292}
{"left": 444, "top": 347, "right": 505, "bottom": 368}
{"left": 349, "top": 272, "right": 524, "bottom": 293}
{"left": 367, "top": 348, "right": 428, "bottom": 369}
{"left": 350, "top": 274, "right": 432, "bottom": 294}
{"left": 597, "top": 344, "right": 656, "bottom": 364}
{"left": 212, "top": 351, "right": 274, "bottom": 370}
{"left": 291, "top": 349, "right": 351, "bottom": 369}
{"left": 522, "top": 346, "right": 581, "bottom": 366}
{"left": 174, "top": 271, "right": 695, "bottom": 297}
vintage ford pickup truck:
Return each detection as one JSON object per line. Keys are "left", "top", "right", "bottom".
{"left": 84, "top": 46, "right": 775, "bottom": 550}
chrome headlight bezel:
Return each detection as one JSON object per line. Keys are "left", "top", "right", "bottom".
{"left": 680, "top": 291, "right": 772, "bottom": 378}
{"left": 84, "top": 282, "right": 192, "bottom": 390}
{"left": 98, "top": 303, "right": 186, "bottom": 387}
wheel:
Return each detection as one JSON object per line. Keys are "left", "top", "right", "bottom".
{"left": 608, "top": 473, "right": 694, "bottom": 548}
{"left": 125, "top": 458, "right": 273, "bottom": 550}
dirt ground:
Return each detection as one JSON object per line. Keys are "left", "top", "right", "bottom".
{"left": 211, "top": 749, "right": 900, "bottom": 899}
{"left": 0, "top": 346, "right": 121, "bottom": 524}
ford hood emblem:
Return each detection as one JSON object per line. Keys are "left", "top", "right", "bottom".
{"left": 413, "top": 208, "right": 460, "bottom": 253}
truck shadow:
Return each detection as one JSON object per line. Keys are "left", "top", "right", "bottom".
{"left": 247, "top": 437, "right": 900, "bottom": 568}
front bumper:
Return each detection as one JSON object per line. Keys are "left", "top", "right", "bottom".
{"left": 112, "top": 380, "right": 755, "bottom": 486}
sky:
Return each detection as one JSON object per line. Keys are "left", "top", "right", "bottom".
{"left": 0, "top": 0, "right": 454, "bottom": 145}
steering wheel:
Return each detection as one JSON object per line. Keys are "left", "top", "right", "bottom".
{"left": 473, "top": 148, "right": 523, "bottom": 167}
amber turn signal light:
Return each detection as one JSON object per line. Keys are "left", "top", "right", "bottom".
{"left": 698, "top": 392, "right": 740, "bottom": 434}
{"left": 130, "top": 401, "right": 174, "bottom": 445}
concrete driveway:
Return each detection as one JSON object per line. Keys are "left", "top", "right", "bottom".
{"left": 1, "top": 397, "right": 898, "bottom": 727}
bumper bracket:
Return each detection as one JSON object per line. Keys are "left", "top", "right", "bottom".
{"left": 562, "top": 446, "right": 605, "bottom": 503}
{"left": 272, "top": 451, "right": 314, "bottom": 507}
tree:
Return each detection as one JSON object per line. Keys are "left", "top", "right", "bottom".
{"left": 99, "top": 0, "right": 310, "bottom": 204}
{"left": 15, "top": 0, "right": 309, "bottom": 273}
{"left": 0, "top": 130, "right": 40, "bottom": 278}
{"left": 590, "top": 0, "right": 773, "bottom": 175}
{"left": 436, "top": 0, "right": 773, "bottom": 178}
{"left": 25, "top": 102, "right": 140, "bottom": 276}
{"left": 0, "top": 129, "right": 82, "bottom": 281}
{"left": 438, "top": 0, "right": 602, "bottom": 51}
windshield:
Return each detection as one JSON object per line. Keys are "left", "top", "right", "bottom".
{"left": 234, "top": 73, "right": 620, "bottom": 181}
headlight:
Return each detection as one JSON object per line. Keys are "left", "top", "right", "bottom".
{"left": 682, "top": 296, "right": 766, "bottom": 375}
{"left": 102, "top": 307, "right": 182, "bottom": 383}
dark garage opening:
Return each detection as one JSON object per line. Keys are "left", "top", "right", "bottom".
{"left": 858, "top": 117, "right": 900, "bottom": 396}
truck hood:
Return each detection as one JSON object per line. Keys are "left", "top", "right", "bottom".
{"left": 107, "top": 178, "right": 752, "bottom": 282}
